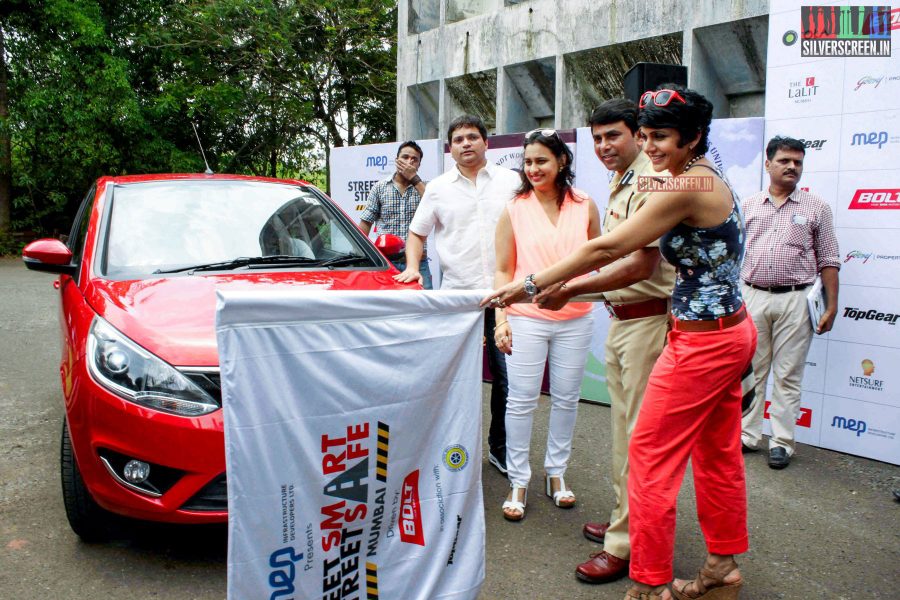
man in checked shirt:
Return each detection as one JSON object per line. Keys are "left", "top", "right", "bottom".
{"left": 741, "top": 136, "right": 840, "bottom": 470}
{"left": 360, "top": 141, "right": 433, "bottom": 288}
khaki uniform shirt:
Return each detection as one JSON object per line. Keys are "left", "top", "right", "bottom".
{"left": 601, "top": 152, "right": 676, "bottom": 304}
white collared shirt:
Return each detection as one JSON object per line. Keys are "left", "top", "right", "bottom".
{"left": 409, "top": 162, "right": 520, "bottom": 289}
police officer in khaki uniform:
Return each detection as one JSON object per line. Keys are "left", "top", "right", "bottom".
{"left": 535, "top": 99, "right": 675, "bottom": 584}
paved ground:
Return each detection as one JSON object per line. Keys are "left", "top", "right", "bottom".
{"left": 0, "top": 257, "right": 897, "bottom": 599}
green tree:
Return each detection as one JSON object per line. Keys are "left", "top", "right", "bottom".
{"left": 2, "top": 0, "right": 396, "bottom": 242}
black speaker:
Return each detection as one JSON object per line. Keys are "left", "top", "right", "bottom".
{"left": 623, "top": 63, "right": 689, "bottom": 104}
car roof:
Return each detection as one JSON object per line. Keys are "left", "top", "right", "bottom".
{"left": 98, "top": 173, "right": 313, "bottom": 187}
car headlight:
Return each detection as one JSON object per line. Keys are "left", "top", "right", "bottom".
{"left": 87, "top": 317, "right": 219, "bottom": 416}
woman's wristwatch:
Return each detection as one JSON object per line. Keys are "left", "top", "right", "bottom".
{"left": 524, "top": 274, "right": 541, "bottom": 297}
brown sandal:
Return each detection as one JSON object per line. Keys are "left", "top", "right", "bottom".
{"left": 625, "top": 585, "right": 670, "bottom": 599}
{"left": 672, "top": 562, "right": 743, "bottom": 600}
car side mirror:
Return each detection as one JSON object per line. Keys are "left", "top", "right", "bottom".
{"left": 23, "top": 238, "right": 78, "bottom": 275}
{"left": 374, "top": 234, "right": 405, "bottom": 261}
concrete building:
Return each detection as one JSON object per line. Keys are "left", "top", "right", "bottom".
{"left": 396, "top": 0, "right": 769, "bottom": 139}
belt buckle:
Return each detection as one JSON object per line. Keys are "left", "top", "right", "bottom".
{"left": 605, "top": 303, "right": 618, "bottom": 319}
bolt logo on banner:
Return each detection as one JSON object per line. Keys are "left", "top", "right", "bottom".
{"left": 764, "top": 402, "right": 813, "bottom": 428}
{"left": 800, "top": 6, "right": 892, "bottom": 57}
{"left": 399, "top": 470, "right": 425, "bottom": 546}
{"left": 849, "top": 189, "right": 900, "bottom": 209}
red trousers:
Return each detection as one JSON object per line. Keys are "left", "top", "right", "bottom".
{"left": 627, "top": 316, "right": 757, "bottom": 585}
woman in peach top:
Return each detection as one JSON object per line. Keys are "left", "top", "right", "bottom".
{"left": 492, "top": 129, "right": 601, "bottom": 521}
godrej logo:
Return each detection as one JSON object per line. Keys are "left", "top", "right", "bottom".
{"left": 844, "top": 250, "right": 872, "bottom": 263}
{"left": 399, "top": 470, "right": 425, "bottom": 546}
{"left": 848, "top": 189, "right": 900, "bottom": 209}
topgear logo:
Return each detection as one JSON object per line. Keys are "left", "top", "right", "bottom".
{"left": 848, "top": 189, "right": 900, "bottom": 209}
{"left": 798, "top": 138, "right": 828, "bottom": 150}
{"left": 842, "top": 306, "right": 900, "bottom": 325}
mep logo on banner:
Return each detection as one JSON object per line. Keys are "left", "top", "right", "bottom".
{"left": 798, "top": 6, "right": 892, "bottom": 57}
{"left": 848, "top": 189, "right": 900, "bottom": 209}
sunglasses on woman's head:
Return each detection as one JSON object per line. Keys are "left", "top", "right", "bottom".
{"left": 525, "top": 128, "right": 560, "bottom": 141}
{"left": 638, "top": 89, "right": 687, "bottom": 109}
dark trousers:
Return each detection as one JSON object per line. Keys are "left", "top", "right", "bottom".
{"left": 484, "top": 309, "right": 509, "bottom": 457}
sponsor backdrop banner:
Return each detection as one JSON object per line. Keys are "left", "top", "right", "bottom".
{"left": 329, "top": 139, "right": 444, "bottom": 222}
{"left": 216, "top": 290, "right": 486, "bottom": 600}
{"left": 329, "top": 139, "right": 445, "bottom": 285}
{"left": 766, "top": 0, "right": 900, "bottom": 464}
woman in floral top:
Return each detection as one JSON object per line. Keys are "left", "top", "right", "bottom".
{"left": 484, "top": 85, "right": 757, "bottom": 600}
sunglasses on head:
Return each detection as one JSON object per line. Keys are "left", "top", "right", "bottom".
{"left": 639, "top": 89, "right": 687, "bottom": 109}
{"left": 525, "top": 128, "right": 560, "bottom": 141}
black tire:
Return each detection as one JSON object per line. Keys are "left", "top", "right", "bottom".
{"left": 60, "top": 420, "right": 113, "bottom": 542}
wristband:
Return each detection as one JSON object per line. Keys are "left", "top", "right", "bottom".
{"left": 493, "top": 321, "right": 508, "bottom": 330}
{"left": 409, "top": 175, "right": 422, "bottom": 186}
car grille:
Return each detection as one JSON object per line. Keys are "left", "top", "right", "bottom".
{"left": 180, "top": 369, "right": 222, "bottom": 407}
{"left": 182, "top": 473, "right": 228, "bottom": 511}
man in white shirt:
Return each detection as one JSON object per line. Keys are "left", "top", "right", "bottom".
{"left": 395, "top": 114, "right": 520, "bottom": 474}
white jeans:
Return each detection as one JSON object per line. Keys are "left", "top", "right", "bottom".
{"left": 504, "top": 314, "right": 594, "bottom": 487}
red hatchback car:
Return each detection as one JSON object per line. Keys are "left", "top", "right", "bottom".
{"left": 23, "top": 174, "right": 411, "bottom": 541}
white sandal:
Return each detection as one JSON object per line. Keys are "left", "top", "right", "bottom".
{"left": 545, "top": 474, "right": 576, "bottom": 508}
{"left": 502, "top": 485, "right": 527, "bottom": 521}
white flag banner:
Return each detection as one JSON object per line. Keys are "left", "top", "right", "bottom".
{"left": 216, "top": 289, "right": 487, "bottom": 600}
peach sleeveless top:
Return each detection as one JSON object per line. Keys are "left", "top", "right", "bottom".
{"left": 506, "top": 188, "right": 593, "bottom": 321}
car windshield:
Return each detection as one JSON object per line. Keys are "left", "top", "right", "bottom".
{"left": 102, "top": 180, "right": 377, "bottom": 278}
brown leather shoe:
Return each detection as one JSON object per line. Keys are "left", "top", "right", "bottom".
{"left": 582, "top": 521, "right": 610, "bottom": 543}
{"left": 575, "top": 550, "right": 629, "bottom": 584}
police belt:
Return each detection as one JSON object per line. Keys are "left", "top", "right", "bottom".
{"left": 604, "top": 298, "right": 669, "bottom": 321}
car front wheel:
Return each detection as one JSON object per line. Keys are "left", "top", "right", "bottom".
{"left": 61, "top": 420, "right": 113, "bottom": 542}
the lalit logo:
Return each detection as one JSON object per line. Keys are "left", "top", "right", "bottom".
{"left": 788, "top": 77, "right": 819, "bottom": 103}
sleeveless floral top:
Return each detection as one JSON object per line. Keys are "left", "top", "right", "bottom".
{"left": 660, "top": 181, "right": 745, "bottom": 320}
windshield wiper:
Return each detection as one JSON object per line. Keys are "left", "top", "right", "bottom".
{"left": 315, "top": 253, "right": 372, "bottom": 268}
{"left": 153, "top": 255, "right": 319, "bottom": 274}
